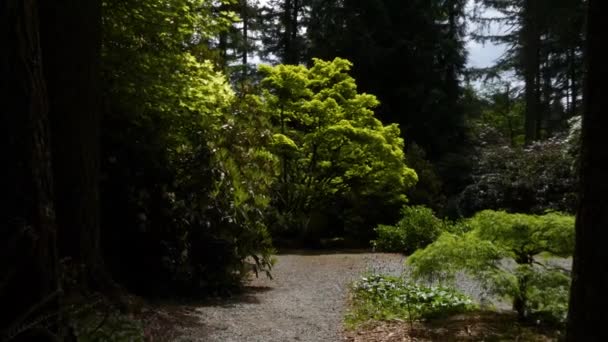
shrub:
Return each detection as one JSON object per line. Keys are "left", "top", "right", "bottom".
{"left": 459, "top": 125, "right": 579, "bottom": 216}
{"left": 257, "top": 58, "right": 418, "bottom": 241}
{"left": 408, "top": 210, "right": 574, "bottom": 324}
{"left": 372, "top": 206, "right": 446, "bottom": 253}
{"left": 101, "top": 11, "right": 276, "bottom": 293}
{"left": 346, "top": 275, "right": 476, "bottom": 326}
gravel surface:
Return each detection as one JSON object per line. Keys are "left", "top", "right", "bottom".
{"left": 174, "top": 251, "right": 406, "bottom": 342}
{"left": 172, "top": 251, "right": 555, "bottom": 341}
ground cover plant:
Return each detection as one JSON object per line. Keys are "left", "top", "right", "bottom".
{"left": 345, "top": 274, "right": 476, "bottom": 327}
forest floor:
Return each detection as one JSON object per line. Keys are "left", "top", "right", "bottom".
{"left": 342, "top": 311, "right": 561, "bottom": 341}
{"left": 138, "top": 251, "right": 561, "bottom": 341}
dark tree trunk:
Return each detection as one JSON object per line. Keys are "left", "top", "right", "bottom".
{"left": 523, "top": 0, "right": 541, "bottom": 145}
{"left": 38, "top": 0, "right": 111, "bottom": 290}
{"left": 566, "top": 0, "right": 608, "bottom": 340}
{"left": 445, "top": 0, "right": 461, "bottom": 105}
{"left": 0, "top": 0, "right": 59, "bottom": 338}
{"left": 281, "top": 0, "right": 300, "bottom": 64}
{"left": 540, "top": 58, "right": 552, "bottom": 136}
{"left": 242, "top": 0, "right": 249, "bottom": 67}
{"left": 569, "top": 47, "right": 577, "bottom": 116}
{"left": 290, "top": 0, "right": 299, "bottom": 63}
{"left": 282, "top": 0, "right": 293, "bottom": 63}
{"left": 219, "top": 32, "right": 228, "bottom": 67}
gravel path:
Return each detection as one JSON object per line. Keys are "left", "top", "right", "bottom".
{"left": 170, "top": 251, "right": 529, "bottom": 342}
{"left": 174, "top": 251, "right": 406, "bottom": 342}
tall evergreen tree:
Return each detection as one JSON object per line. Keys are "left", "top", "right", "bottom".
{"left": 38, "top": 0, "right": 112, "bottom": 289}
{"left": 472, "top": 0, "right": 585, "bottom": 143}
{"left": 0, "top": 0, "right": 60, "bottom": 338}
{"left": 218, "top": 0, "right": 265, "bottom": 83}
{"left": 259, "top": 0, "right": 309, "bottom": 64}
{"left": 521, "top": 0, "right": 542, "bottom": 144}
{"left": 567, "top": 0, "right": 608, "bottom": 339}
{"left": 307, "top": 0, "right": 469, "bottom": 162}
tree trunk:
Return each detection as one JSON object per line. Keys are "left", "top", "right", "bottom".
{"left": 219, "top": 1, "right": 229, "bottom": 69}
{"left": 290, "top": 0, "right": 299, "bottom": 64}
{"left": 540, "top": 58, "right": 553, "bottom": 136}
{"left": 38, "top": 0, "right": 111, "bottom": 290}
{"left": 523, "top": 0, "right": 540, "bottom": 145}
{"left": 445, "top": 0, "right": 461, "bottom": 106}
{"left": 0, "top": 0, "right": 59, "bottom": 338}
{"left": 569, "top": 47, "right": 577, "bottom": 117}
{"left": 281, "top": 0, "right": 300, "bottom": 64}
{"left": 282, "top": 0, "right": 293, "bottom": 63}
{"left": 242, "top": 0, "right": 249, "bottom": 67}
{"left": 566, "top": 0, "right": 608, "bottom": 339}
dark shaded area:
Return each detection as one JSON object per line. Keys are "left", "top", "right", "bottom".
{"left": 345, "top": 311, "right": 562, "bottom": 341}
{"left": 0, "top": 0, "right": 58, "bottom": 338}
{"left": 567, "top": 0, "right": 608, "bottom": 339}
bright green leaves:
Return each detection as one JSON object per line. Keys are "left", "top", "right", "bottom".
{"left": 103, "top": 0, "right": 237, "bottom": 131}
{"left": 271, "top": 133, "right": 299, "bottom": 156}
{"left": 408, "top": 232, "right": 508, "bottom": 284}
{"left": 346, "top": 275, "right": 476, "bottom": 326}
{"left": 101, "top": 0, "right": 275, "bottom": 288}
{"left": 408, "top": 210, "right": 575, "bottom": 322}
{"left": 259, "top": 64, "right": 312, "bottom": 102}
{"left": 468, "top": 210, "right": 575, "bottom": 259}
{"left": 372, "top": 206, "right": 449, "bottom": 254}
{"left": 256, "top": 58, "right": 417, "bottom": 235}
{"left": 409, "top": 211, "right": 575, "bottom": 280}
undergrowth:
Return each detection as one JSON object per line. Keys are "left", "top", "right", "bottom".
{"left": 345, "top": 274, "right": 476, "bottom": 328}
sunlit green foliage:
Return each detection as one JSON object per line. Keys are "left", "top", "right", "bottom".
{"left": 408, "top": 210, "right": 574, "bottom": 324}
{"left": 346, "top": 275, "right": 476, "bottom": 327}
{"left": 372, "top": 206, "right": 447, "bottom": 254}
{"left": 101, "top": 0, "right": 274, "bottom": 293}
{"left": 255, "top": 58, "right": 418, "bottom": 238}
{"left": 103, "top": 0, "right": 238, "bottom": 115}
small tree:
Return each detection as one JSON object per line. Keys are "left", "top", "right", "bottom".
{"left": 256, "top": 58, "right": 418, "bottom": 239}
{"left": 408, "top": 210, "right": 574, "bottom": 323}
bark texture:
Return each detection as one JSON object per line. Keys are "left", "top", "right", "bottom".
{"left": 0, "top": 0, "right": 59, "bottom": 338}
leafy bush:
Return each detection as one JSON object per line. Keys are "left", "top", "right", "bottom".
{"left": 408, "top": 210, "right": 574, "bottom": 324}
{"left": 459, "top": 120, "right": 580, "bottom": 216}
{"left": 372, "top": 206, "right": 446, "bottom": 253}
{"left": 256, "top": 58, "right": 418, "bottom": 241}
{"left": 346, "top": 275, "right": 476, "bottom": 326}
{"left": 100, "top": 0, "right": 275, "bottom": 295}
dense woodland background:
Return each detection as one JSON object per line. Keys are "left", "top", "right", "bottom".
{"left": 1, "top": 0, "right": 606, "bottom": 340}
